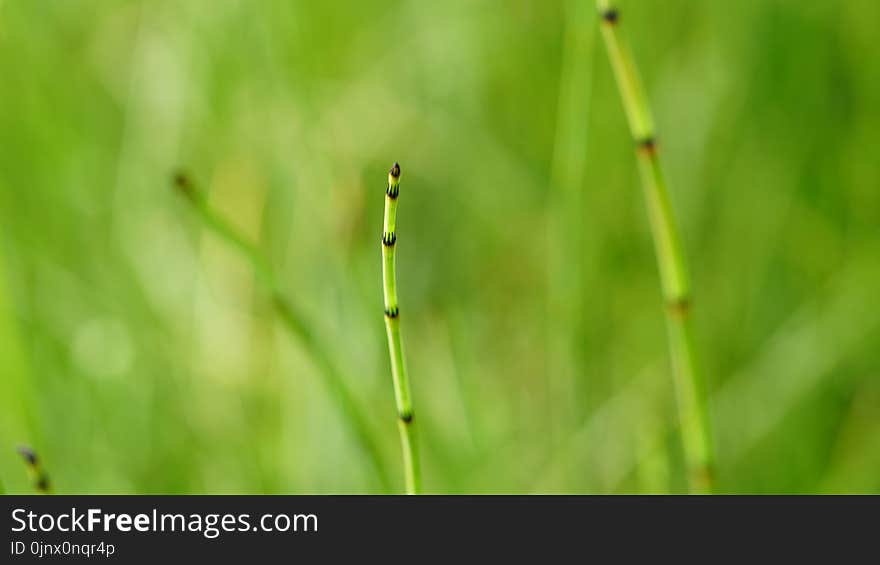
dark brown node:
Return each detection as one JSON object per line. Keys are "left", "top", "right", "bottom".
{"left": 36, "top": 476, "right": 51, "bottom": 492}
{"left": 666, "top": 297, "right": 691, "bottom": 317}
{"left": 601, "top": 8, "right": 619, "bottom": 24}
{"left": 637, "top": 137, "right": 657, "bottom": 156}
{"left": 384, "top": 306, "right": 399, "bottom": 319}
{"left": 172, "top": 170, "right": 196, "bottom": 198}
{"left": 399, "top": 411, "right": 413, "bottom": 424}
{"left": 382, "top": 232, "right": 397, "bottom": 246}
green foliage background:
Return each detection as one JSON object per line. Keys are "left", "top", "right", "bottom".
{"left": 1, "top": 0, "right": 878, "bottom": 493}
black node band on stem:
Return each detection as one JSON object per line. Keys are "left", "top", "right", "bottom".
{"left": 16, "top": 446, "right": 37, "bottom": 465}
{"left": 399, "top": 411, "right": 413, "bottom": 424}
{"left": 601, "top": 8, "right": 619, "bottom": 24}
{"left": 637, "top": 136, "right": 657, "bottom": 155}
{"left": 382, "top": 232, "right": 397, "bottom": 246}
{"left": 385, "top": 306, "right": 399, "bottom": 319}
{"left": 387, "top": 184, "right": 400, "bottom": 199}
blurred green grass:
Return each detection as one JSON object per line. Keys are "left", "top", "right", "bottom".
{"left": 0, "top": 0, "right": 878, "bottom": 493}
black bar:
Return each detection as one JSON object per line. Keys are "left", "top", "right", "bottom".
{"left": 1, "top": 495, "right": 876, "bottom": 562}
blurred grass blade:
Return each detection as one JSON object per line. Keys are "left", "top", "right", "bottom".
{"left": 381, "top": 163, "right": 421, "bottom": 494}
{"left": 714, "top": 256, "right": 880, "bottom": 463}
{"left": 595, "top": 0, "right": 714, "bottom": 493}
{"left": 546, "top": 0, "right": 597, "bottom": 473}
{"left": 172, "top": 172, "right": 391, "bottom": 492}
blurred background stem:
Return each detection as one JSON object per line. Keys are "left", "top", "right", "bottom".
{"left": 172, "top": 173, "right": 391, "bottom": 492}
{"left": 595, "top": 0, "right": 715, "bottom": 493}
{"left": 546, "top": 0, "right": 596, "bottom": 489}
{"left": 17, "top": 445, "right": 51, "bottom": 494}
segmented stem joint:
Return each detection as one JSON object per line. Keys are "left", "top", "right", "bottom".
{"left": 666, "top": 297, "right": 692, "bottom": 318}
{"left": 637, "top": 136, "right": 657, "bottom": 156}
{"left": 600, "top": 8, "right": 619, "bottom": 24}
{"left": 172, "top": 170, "right": 197, "bottom": 201}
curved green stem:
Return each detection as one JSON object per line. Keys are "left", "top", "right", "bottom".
{"left": 381, "top": 163, "right": 420, "bottom": 494}
{"left": 172, "top": 172, "right": 391, "bottom": 492}
{"left": 595, "top": 1, "right": 715, "bottom": 493}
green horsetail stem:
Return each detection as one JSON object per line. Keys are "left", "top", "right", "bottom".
{"left": 172, "top": 172, "right": 391, "bottom": 492}
{"left": 381, "top": 163, "right": 420, "bottom": 494}
{"left": 17, "top": 446, "right": 51, "bottom": 494}
{"left": 595, "top": 0, "right": 715, "bottom": 493}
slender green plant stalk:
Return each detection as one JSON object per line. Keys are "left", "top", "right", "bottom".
{"left": 17, "top": 446, "right": 51, "bottom": 494}
{"left": 595, "top": 0, "right": 714, "bottom": 493}
{"left": 172, "top": 172, "right": 391, "bottom": 491}
{"left": 0, "top": 475, "right": 6, "bottom": 495}
{"left": 380, "top": 163, "right": 420, "bottom": 494}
